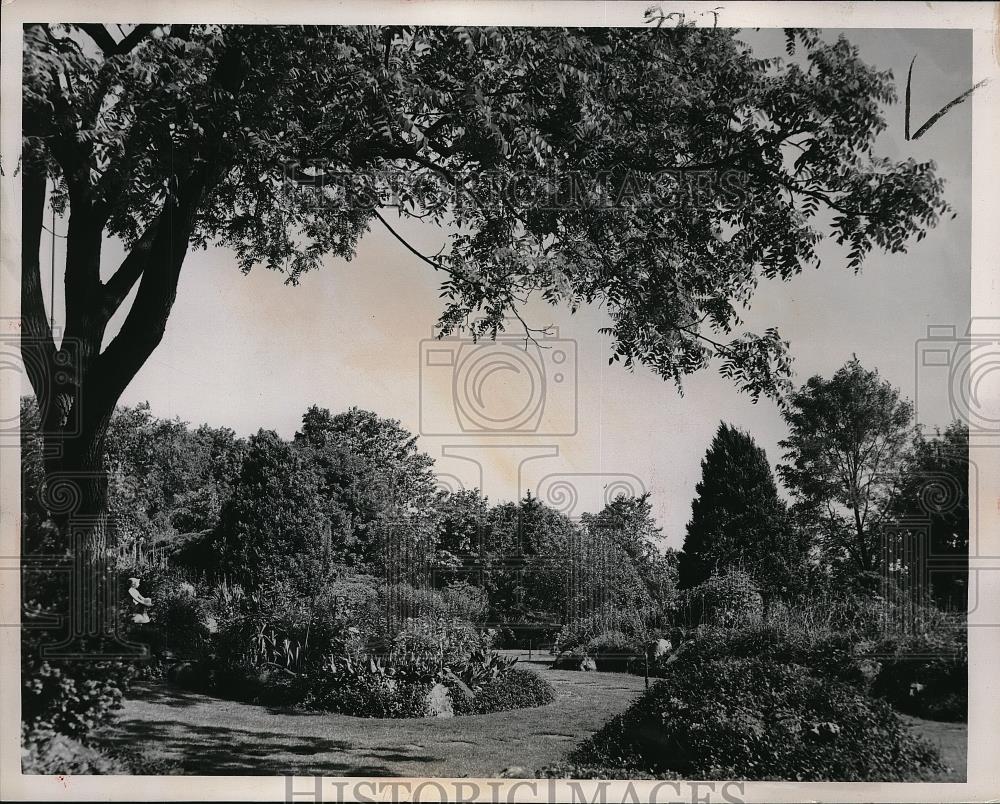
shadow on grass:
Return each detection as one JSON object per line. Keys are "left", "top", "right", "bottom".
{"left": 99, "top": 717, "right": 430, "bottom": 775}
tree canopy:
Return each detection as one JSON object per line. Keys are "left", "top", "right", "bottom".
{"left": 23, "top": 21, "right": 949, "bottom": 450}
{"left": 779, "top": 358, "right": 915, "bottom": 574}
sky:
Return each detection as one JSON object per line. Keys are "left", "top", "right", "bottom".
{"left": 37, "top": 27, "right": 973, "bottom": 549}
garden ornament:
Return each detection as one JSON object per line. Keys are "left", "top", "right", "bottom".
{"left": 128, "top": 576, "right": 153, "bottom": 624}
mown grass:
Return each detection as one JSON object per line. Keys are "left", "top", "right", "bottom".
{"left": 95, "top": 665, "right": 647, "bottom": 777}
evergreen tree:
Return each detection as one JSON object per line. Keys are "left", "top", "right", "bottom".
{"left": 680, "top": 423, "right": 802, "bottom": 601}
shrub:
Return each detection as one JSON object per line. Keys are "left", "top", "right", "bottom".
{"left": 390, "top": 615, "right": 484, "bottom": 665}
{"left": 298, "top": 650, "right": 443, "bottom": 717}
{"left": 22, "top": 732, "right": 131, "bottom": 775}
{"left": 673, "top": 570, "right": 763, "bottom": 628}
{"left": 655, "top": 625, "right": 864, "bottom": 686}
{"left": 442, "top": 675, "right": 476, "bottom": 716}
{"left": 576, "top": 656, "right": 946, "bottom": 781}
{"left": 451, "top": 648, "right": 517, "bottom": 690}
{"left": 664, "top": 619, "right": 968, "bottom": 722}
{"left": 870, "top": 629, "right": 967, "bottom": 721}
{"left": 587, "top": 630, "right": 640, "bottom": 672}
{"left": 553, "top": 610, "right": 653, "bottom": 655}
{"left": 21, "top": 657, "right": 134, "bottom": 740}
{"left": 144, "top": 577, "right": 212, "bottom": 659}
{"left": 301, "top": 673, "right": 431, "bottom": 718}
{"left": 201, "top": 660, "right": 305, "bottom": 706}
{"left": 471, "top": 668, "right": 556, "bottom": 714}
{"left": 442, "top": 581, "right": 489, "bottom": 623}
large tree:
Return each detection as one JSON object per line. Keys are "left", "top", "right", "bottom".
{"left": 779, "top": 359, "right": 915, "bottom": 576}
{"left": 22, "top": 22, "right": 948, "bottom": 646}
{"left": 679, "top": 422, "right": 802, "bottom": 602}
{"left": 294, "top": 405, "right": 440, "bottom": 575}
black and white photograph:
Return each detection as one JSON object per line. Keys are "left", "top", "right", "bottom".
{"left": 1, "top": 2, "right": 998, "bottom": 802}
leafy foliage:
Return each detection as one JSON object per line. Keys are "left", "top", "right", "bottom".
{"left": 674, "top": 570, "right": 764, "bottom": 628}
{"left": 780, "top": 358, "right": 915, "bottom": 574}
{"left": 890, "top": 422, "right": 969, "bottom": 610}
{"left": 576, "top": 656, "right": 947, "bottom": 781}
{"left": 21, "top": 658, "right": 134, "bottom": 741}
{"left": 468, "top": 667, "right": 556, "bottom": 714}
{"left": 24, "top": 23, "right": 951, "bottom": 405}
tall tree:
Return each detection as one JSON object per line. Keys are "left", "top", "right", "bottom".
{"left": 22, "top": 23, "right": 949, "bottom": 647}
{"left": 215, "top": 429, "right": 337, "bottom": 592}
{"left": 293, "top": 405, "right": 439, "bottom": 574}
{"left": 581, "top": 493, "right": 676, "bottom": 605}
{"left": 779, "top": 358, "right": 915, "bottom": 576}
{"left": 680, "top": 422, "right": 802, "bottom": 599}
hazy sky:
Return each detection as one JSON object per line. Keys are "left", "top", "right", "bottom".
{"left": 38, "top": 27, "right": 972, "bottom": 548}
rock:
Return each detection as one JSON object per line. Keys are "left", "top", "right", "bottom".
{"left": 499, "top": 766, "right": 530, "bottom": 778}
{"left": 578, "top": 656, "right": 597, "bottom": 672}
{"left": 650, "top": 638, "right": 672, "bottom": 659}
{"left": 442, "top": 670, "right": 475, "bottom": 712}
{"left": 425, "top": 682, "right": 454, "bottom": 718}
{"left": 167, "top": 661, "right": 196, "bottom": 688}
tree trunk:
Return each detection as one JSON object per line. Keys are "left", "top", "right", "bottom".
{"left": 21, "top": 169, "right": 199, "bottom": 658}
{"left": 20, "top": 36, "right": 244, "bottom": 658}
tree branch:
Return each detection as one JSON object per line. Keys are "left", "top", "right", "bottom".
{"left": 100, "top": 219, "right": 159, "bottom": 320}
{"left": 372, "top": 209, "right": 454, "bottom": 276}
{"left": 75, "top": 23, "right": 161, "bottom": 58}
{"left": 76, "top": 24, "right": 117, "bottom": 57}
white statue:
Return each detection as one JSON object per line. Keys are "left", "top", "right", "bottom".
{"left": 128, "top": 577, "right": 152, "bottom": 624}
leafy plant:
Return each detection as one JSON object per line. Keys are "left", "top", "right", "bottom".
{"left": 21, "top": 658, "right": 134, "bottom": 740}
{"left": 578, "top": 656, "right": 947, "bottom": 781}
{"left": 470, "top": 668, "right": 556, "bottom": 714}
{"left": 450, "top": 648, "right": 518, "bottom": 691}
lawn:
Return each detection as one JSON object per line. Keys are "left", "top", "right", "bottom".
{"left": 95, "top": 658, "right": 647, "bottom": 776}
{"left": 901, "top": 714, "right": 967, "bottom": 782}
{"left": 96, "top": 657, "right": 967, "bottom": 780}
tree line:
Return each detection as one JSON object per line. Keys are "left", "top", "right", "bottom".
{"left": 680, "top": 358, "right": 969, "bottom": 612}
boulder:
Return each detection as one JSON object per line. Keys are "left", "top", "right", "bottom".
{"left": 650, "top": 638, "right": 672, "bottom": 659}
{"left": 425, "top": 682, "right": 454, "bottom": 718}
{"left": 167, "top": 661, "right": 197, "bottom": 688}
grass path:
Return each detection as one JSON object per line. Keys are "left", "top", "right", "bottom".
{"left": 97, "top": 656, "right": 966, "bottom": 779}
{"left": 96, "top": 658, "right": 646, "bottom": 777}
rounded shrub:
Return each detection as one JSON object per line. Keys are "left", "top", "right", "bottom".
{"left": 673, "top": 570, "right": 763, "bottom": 628}
{"left": 870, "top": 631, "right": 967, "bottom": 722}
{"left": 300, "top": 674, "right": 431, "bottom": 718}
{"left": 587, "top": 630, "right": 639, "bottom": 672}
{"left": 471, "top": 668, "right": 556, "bottom": 714}
{"left": 576, "top": 656, "right": 946, "bottom": 781}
